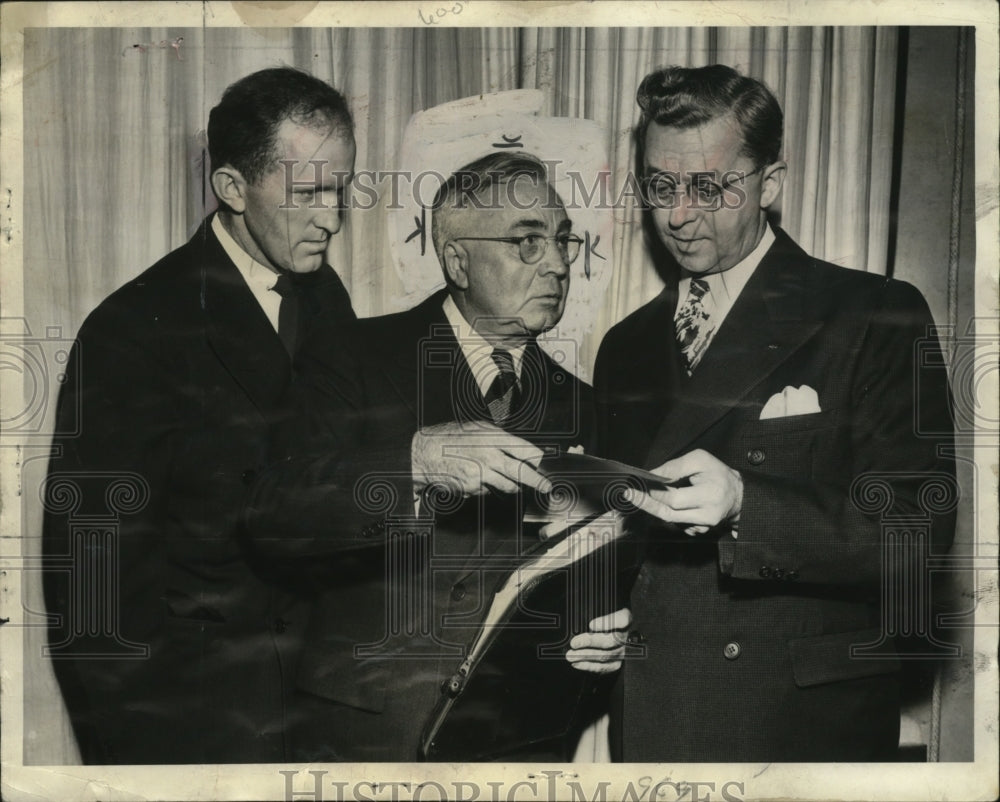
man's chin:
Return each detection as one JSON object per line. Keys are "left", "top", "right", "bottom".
{"left": 527, "top": 299, "right": 565, "bottom": 326}
{"left": 671, "top": 256, "right": 724, "bottom": 276}
{"left": 523, "top": 315, "right": 562, "bottom": 338}
{"left": 286, "top": 258, "right": 325, "bottom": 274}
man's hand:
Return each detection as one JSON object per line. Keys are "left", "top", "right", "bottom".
{"left": 626, "top": 449, "right": 743, "bottom": 534}
{"left": 566, "top": 608, "right": 632, "bottom": 673}
{"left": 411, "top": 421, "right": 553, "bottom": 497}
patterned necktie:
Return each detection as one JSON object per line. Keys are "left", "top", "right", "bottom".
{"left": 272, "top": 273, "right": 300, "bottom": 358}
{"left": 485, "top": 348, "right": 519, "bottom": 425}
{"left": 674, "top": 277, "right": 716, "bottom": 375}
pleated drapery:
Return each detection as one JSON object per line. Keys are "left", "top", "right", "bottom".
{"left": 24, "top": 26, "right": 898, "bottom": 366}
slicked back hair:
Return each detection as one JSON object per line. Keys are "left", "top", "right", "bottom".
{"left": 636, "top": 64, "right": 783, "bottom": 168}
{"left": 208, "top": 67, "right": 353, "bottom": 185}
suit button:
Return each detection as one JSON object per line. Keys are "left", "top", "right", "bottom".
{"left": 241, "top": 469, "right": 256, "bottom": 486}
{"left": 450, "top": 583, "right": 466, "bottom": 602}
{"left": 759, "top": 566, "right": 771, "bottom": 579}
{"left": 626, "top": 630, "right": 647, "bottom": 646}
{"left": 723, "top": 641, "right": 741, "bottom": 660}
{"left": 773, "top": 567, "right": 785, "bottom": 580}
{"left": 786, "top": 570, "right": 799, "bottom": 581}
{"left": 274, "top": 618, "right": 288, "bottom": 634}
{"left": 746, "top": 448, "right": 766, "bottom": 466}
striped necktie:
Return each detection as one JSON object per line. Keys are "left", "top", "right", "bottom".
{"left": 485, "top": 348, "right": 519, "bottom": 425}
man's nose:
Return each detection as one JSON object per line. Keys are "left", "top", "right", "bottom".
{"left": 667, "top": 190, "right": 700, "bottom": 229}
{"left": 314, "top": 203, "right": 342, "bottom": 235}
{"left": 538, "top": 240, "right": 570, "bottom": 277}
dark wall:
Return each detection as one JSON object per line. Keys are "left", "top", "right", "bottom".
{"left": 893, "top": 26, "right": 977, "bottom": 762}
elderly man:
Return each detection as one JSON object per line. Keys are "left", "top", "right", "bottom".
{"left": 593, "top": 65, "right": 955, "bottom": 761}
{"left": 42, "top": 67, "right": 356, "bottom": 763}
{"left": 245, "top": 151, "right": 608, "bottom": 761}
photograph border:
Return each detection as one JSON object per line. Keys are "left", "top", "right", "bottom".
{"left": 1, "top": 2, "right": 997, "bottom": 801}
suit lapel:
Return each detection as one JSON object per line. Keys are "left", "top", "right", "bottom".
{"left": 297, "top": 262, "right": 357, "bottom": 336}
{"left": 511, "top": 342, "right": 547, "bottom": 435}
{"left": 645, "top": 229, "right": 824, "bottom": 463}
{"left": 198, "top": 221, "right": 291, "bottom": 414}
{"left": 379, "top": 291, "right": 579, "bottom": 435}
{"left": 517, "top": 342, "right": 583, "bottom": 444}
{"left": 199, "top": 218, "right": 356, "bottom": 415}
{"left": 375, "top": 291, "right": 472, "bottom": 426}
{"left": 657, "top": 283, "right": 688, "bottom": 397}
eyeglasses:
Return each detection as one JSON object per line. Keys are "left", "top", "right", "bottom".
{"left": 452, "top": 233, "right": 584, "bottom": 266}
{"left": 640, "top": 166, "right": 764, "bottom": 211}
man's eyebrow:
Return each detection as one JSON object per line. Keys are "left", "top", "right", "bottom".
{"left": 507, "top": 218, "right": 548, "bottom": 231}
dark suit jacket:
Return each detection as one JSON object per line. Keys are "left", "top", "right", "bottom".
{"left": 246, "top": 289, "right": 599, "bottom": 761}
{"left": 42, "top": 216, "right": 355, "bottom": 764}
{"left": 594, "top": 228, "right": 956, "bottom": 762}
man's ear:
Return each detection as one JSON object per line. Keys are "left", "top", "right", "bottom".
{"left": 210, "top": 166, "right": 248, "bottom": 214}
{"left": 759, "top": 161, "right": 786, "bottom": 209}
{"left": 442, "top": 242, "right": 470, "bottom": 290}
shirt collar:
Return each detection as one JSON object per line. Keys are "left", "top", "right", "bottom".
{"left": 442, "top": 295, "right": 526, "bottom": 394}
{"left": 680, "top": 223, "right": 775, "bottom": 306}
{"left": 212, "top": 213, "right": 280, "bottom": 293}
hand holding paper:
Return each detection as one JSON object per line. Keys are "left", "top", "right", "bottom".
{"left": 625, "top": 449, "right": 743, "bottom": 533}
{"left": 411, "top": 421, "right": 553, "bottom": 497}
{"left": 566, "top": 608, "right": 632, "bottom": 673}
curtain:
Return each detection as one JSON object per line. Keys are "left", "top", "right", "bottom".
{"left": 19, "top": 26, "right": 898, "bottom": 765}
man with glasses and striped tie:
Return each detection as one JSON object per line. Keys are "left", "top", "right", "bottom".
{"left": 245, "top": 151, "right": 612, "bottom": 761}
{"left": 590, "top": 64, "right": 955, "bottom": 762}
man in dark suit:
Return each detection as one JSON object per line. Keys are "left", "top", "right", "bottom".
{"left": 245, "top": 152, "right": 603, "bottom": 761}
{"left": 592, "top": 65, "right": 956, "bottom": 761}
{"left": 42, "top": 67, "right": 357, "bottom": 764}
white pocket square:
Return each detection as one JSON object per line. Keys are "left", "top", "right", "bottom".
{"left": 759, "top": 385, "right": 821, "bottom": 419}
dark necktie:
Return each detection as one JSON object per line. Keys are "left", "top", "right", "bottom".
{"left": 674, "top": 277, "right": 716, "bottom": 375}
{"left": 485, "top": 348, "right": 519, "bottom": 425}
{"left": 272, "top": 273, "right": 300, "bottom": 358}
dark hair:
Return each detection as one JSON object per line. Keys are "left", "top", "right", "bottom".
{"left": 208, "top": 67, "right": 353, "bottom": 185}
{"left": 636, "top": 64, "right": 783, "bottom": 167}
{"left": 430, "top": 151, "right": 560, "bottom": 262}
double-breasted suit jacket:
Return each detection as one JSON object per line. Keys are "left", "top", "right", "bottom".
{"left": 42, "top": 216, "right": 355, "bottom": 763}
{"left": 594, "top": 228, "right": 956, "bottom": 762}
{"left": 246, "top": 289, "right": 597, "bottom": 760}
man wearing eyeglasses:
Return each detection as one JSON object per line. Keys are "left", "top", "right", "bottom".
{"left": 245, "top": 152, "right": 605, "bottom": 760}
{"left": 590, "top": 65, "right": 955, "bottom": 761}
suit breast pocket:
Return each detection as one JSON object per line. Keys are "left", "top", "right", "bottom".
{"left": 733, "top": 409, "right": 844, "bottom": 479}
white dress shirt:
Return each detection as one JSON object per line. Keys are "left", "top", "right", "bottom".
{"left": 674, "top": 223, "right": 776, "bottom": 341}
{"left": 212, "top": 214, "right": 282, "bottom": 332}
{"left": 442, "top": 294, "right": 526, "bottom": 394}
